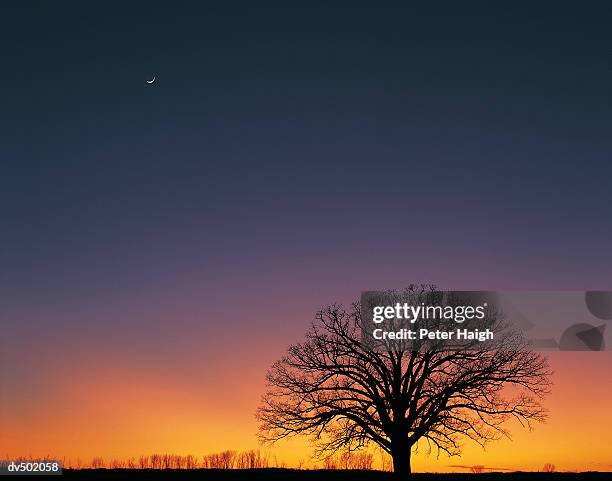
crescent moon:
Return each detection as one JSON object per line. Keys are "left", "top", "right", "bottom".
{"left": 146, "top": 76, "right": 156, "bottom": 84}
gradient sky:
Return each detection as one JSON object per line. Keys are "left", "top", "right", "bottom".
{"left": 1, "top": 1, "right": 612, "bottom": 472}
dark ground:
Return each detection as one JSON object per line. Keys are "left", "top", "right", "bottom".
{"left": 62, "top": 469, "right": 610, "bottom": 479}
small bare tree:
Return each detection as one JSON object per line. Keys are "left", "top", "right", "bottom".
{"left": 257, "top": 285, "right": 551, "bottom": 475}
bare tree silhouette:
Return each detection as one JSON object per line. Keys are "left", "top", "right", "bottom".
{"left": 257, "top": 285, "right": 551, "bottom": 476}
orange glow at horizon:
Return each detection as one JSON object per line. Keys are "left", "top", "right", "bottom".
{"left": 2, "top": 350, "right": 611, "bottom": 473}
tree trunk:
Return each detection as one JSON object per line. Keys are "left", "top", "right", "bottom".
{"left": 391, "top": 443, "right": 411, "bottom": 476}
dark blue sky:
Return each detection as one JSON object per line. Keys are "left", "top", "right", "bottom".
{"left": 2, "top": 1, "right": 612, "bottom": 330}
{"left": 3, "top": 3, "right": 612, "bottom": 467}
{"left": 2, "top": 2, "right": 612, "bottom": 462}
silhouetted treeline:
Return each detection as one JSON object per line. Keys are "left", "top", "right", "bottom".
{"left": 67, "top": 450, "right": 272, "bottom": 469}
{"left": 6, "top": 450, "right": 382, "bottom": 471}
{"left": 323, "top": 452, "right": 374, "bottom": 470}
